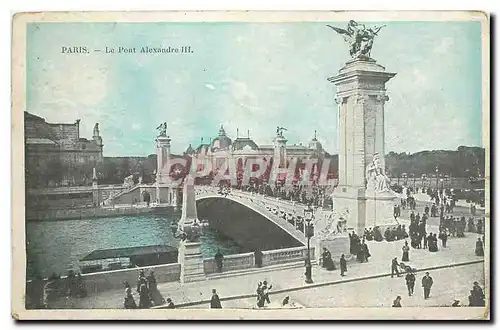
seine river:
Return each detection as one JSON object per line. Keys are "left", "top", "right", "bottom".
{"left": 26, "top": 214, "right": 245, "bottom": 279}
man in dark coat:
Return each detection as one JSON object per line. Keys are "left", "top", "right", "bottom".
{"left": 405, "top": 271, "right": 416, "bottom": 296}
{"left": 210, "top": 289, "right": 222, "bottom": 308}
{"left": 422, "top": 272, "right": 433, "bottom": 299}
{"left": 340, "top": 254, "right": 347, "bottom": 276}
{"left": 254, "top": 250, "right": 263, "bottom": 268}
{"left": 475, "top": 238, "right": 484, "bottom": 256}
{"left": 470, "top": 282, "right": 485, "bottom": 306}
{"left": 391, "top": 257, "right": 401, "bottom": 278}
{"left": 214, "top": 250, "right": 224, "bottom": 272}
{"left": 438, "top": 230, "right": 448, "bottom": 248}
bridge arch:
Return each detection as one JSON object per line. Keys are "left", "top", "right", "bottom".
{"left": 195, "top": 193, "right": 306, "bottom": 251}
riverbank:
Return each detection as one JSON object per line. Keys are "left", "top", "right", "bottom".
{"left": 26, "top": 204, "right": 178, "bottom": 222}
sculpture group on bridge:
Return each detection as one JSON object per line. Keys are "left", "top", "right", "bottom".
{"left": 327, "top": 20, "right": 385, "bottom": 59}
{"left": 365, "top": 153, "right": 391, "bottom": 192}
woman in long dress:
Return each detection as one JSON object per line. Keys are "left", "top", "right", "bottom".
{"left": 322, "top": 248, "right": 336, "bottom": 271}
{"left": 402, "top": 241, "right": 410, "bottom": 262}
{"left": 475, "top": 238, "right": 484, "bottom": 256}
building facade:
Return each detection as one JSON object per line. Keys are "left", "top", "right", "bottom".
{"left": 183, "top": 125, "right": 336, "bottom": 183}
{"left": 24, "top": 111, "right": 104, "bottom": 188}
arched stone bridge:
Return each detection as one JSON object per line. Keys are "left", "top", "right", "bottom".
{"left": 194, "top": 186, "right": 330, "bottom": 246}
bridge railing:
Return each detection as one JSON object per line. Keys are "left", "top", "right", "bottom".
{"left": 262, "top": 246, "right": 315, "bottom": 267}
{"left": 203, "top": 252, "right": 255, "bottom": 275}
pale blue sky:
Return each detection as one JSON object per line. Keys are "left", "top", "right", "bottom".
{"left": 27, "top": 21, "right": 483, "bottom": 156}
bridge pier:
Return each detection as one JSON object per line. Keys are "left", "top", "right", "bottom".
{"left": 178, "top": 181, "right": 206, "bottom": 283}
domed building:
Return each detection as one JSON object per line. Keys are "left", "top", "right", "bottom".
{"left": 184, "top": 125, "right": 336, "bottom": 183}
{"left": 210, "top": 125, "right": 232, "bottom": 152}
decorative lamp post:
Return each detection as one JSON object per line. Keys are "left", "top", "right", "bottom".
{"left": 402, "top": 173, "right": 408, "bottom": 186}
{"left": 435, "top": 166, "right": 439, "bottom": 190}
{"left": 304, "top": 204, "right": 315, "bottom": 284}
{"left": 411, "top": 173, "right": 416, "bottom": 191}
{"left": 421, "top": 174, "right": 427, "bottom": 190}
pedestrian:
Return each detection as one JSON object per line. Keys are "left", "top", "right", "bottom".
{"left": 438, "top": 230, "right": 448, "bottom": 248}
{"left": 148, "top": 270, "right": 165, "bottom": 306}
{"left": 210, "top": 289, "right": 222, "bottom": 308}
{"left": 321, "top": 248, "right": 336, "bottom": 271}
{"left": 305, "top": 260, "right": 313, "bottom": 283}
{"left": 214, "top": 250, "right": 224, "bottom": 272}
{"left": 75, "top": 273, "right": 87, "bottom": 298}
{"left": 402, "top": 241, "right": 410, "bottom": 262}
{"left": 138, "top": 282, "right": 151, "bottom": 309}
{"left": 391, "top": 257, "right": 401, "bottom": 278}
{"left": 422, "top": 272, "right": 433, "bottom": 299}
{"left": 166, "top": 298, "right": 175, "bottom": 309}
{"left": 392, "top": 296, "right": 402, "bottom": 307}
{"left": 475, "top": 237, "right": 484, "bottom": 256}
{"left": 262, "top": 281, "right": 272, "bottom": 304}
{"left": 405, "top": 272, "right": 416, "bottom": 296}
{"left": 136, "top": 270, "right": 147, "bottom": 293}
{"left": 123, "top": 285, "right": 137, "bottom": 309}
{"left": 340, "top": 254, "right": 347, "bottom": 276}
{"left": 254, "top": 249, "right": 263, "bottom": 268}
{"left": 469, "top": 281, "right": 485, "bottom": 306}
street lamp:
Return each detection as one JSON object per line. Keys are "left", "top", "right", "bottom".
{"left": 435, "top": 166, "right": 439, "bottom": 190}
{"left": 304, "top": 205, "right": 315, "bottom": 284}
{"left": 411, "top": 173, "right": 416, "bottom": 191}
{"left": 421, "top": 174, "right": 427, "bottom": 191}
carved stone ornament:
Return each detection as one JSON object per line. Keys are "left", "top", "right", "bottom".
{"left": 354, "top": 93, "right": 370, "bottom": 105}
{"left": 334, "top": 96, "right": 347, "bottom": 105}
{"left": 376, "top": 94, "right": 390, "bottom": 103}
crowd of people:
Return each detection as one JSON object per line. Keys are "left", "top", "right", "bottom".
{"left": 320, "top": 248, "right": 348, "bottom": 277}
{"left": 238, "top": 181, "right": 334, "bottom": 209}
{"left": 39, "top": 271, "right": 87, "bottom": 308}
{"left": 123, "top": 270, "right": 167, "bottom": 309}
{"left": 348, "top": 232, "right": 371, "bottom": 263}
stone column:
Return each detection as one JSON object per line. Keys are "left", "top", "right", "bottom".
{"left": 329, "top": 57, "right": 396, "bottom": 234}
{"left": 178, "top": 181, "right": 206, "bottom": 283}
{"left": 92, "top": 168, "right": 99, "bottom": 207}
{"left": 155, "top": 135, "right": 171, "bottom": 204}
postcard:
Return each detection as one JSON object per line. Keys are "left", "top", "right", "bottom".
{"left": 11, "top": 11, "right": 490, "bottom": 320}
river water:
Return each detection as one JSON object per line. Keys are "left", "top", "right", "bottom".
{"left": 26, "top": 214, "right": 245, "bottom": 279}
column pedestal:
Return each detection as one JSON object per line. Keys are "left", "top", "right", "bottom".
{"left": 178, "top": 241, "right": 206, "bottom": 283}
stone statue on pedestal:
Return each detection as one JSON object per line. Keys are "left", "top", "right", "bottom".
{"left": 156, "top": 122, "right": 167, "bottom": 137}
{"left": 365, "top": 153, "right": 391, "bottom": 192}
{"left": 327, "top": 20, "right": 385, "bottom": 59}
{"left": 276, "top": 126, "right": 287, "bottom": 137}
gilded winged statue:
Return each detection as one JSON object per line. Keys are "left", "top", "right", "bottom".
{"left": 327, "top": 20, "right": 385, "bottom": 59}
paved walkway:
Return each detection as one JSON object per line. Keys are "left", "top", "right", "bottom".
{"left": 50, "top": 231, "right": 484, "bottom": 309}
{"left": 217, "top": 262, "right": 485, "bottom": 309}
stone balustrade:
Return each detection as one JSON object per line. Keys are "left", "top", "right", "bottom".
{"left": 262, "top": 246, "right": 315, "bottom": 267}
{"left": 203, "top": 252, "right": 255, "bottom": 274}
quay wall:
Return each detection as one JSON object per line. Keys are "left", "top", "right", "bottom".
{"left": 26, "top": 246, "right": 315, "bottom": 308}
{"left": 25, "top": 205, "right": 171, "bottom": 221}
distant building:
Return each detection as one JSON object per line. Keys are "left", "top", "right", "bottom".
{"left": 183, "top": 125, "right": 337, "bottom": 183}
{"left": 24, "top": 111, "right": 103, "bottom": 187}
